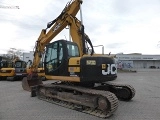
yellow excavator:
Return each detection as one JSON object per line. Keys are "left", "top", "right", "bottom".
{"left": 0, "top": 58, "right": 28, "bottom": 81}
{"left": 22, "top": 0, "right": 135, "bottom": 118}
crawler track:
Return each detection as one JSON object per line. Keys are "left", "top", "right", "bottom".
{"left": 94, "top": 82, "right": 136, "bottom": 101}
{"left": 32, "top": 83, "right": 119, "bottom": 118}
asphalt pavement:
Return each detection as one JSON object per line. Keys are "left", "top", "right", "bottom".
{"left": 0, "top": 71, "right": 160, "bottom": 120}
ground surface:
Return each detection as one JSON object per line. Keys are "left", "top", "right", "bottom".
{"left": 0, "top": 71, "right": 160, "bottom": 120}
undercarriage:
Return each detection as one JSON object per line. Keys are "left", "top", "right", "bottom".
{"left": 30, "top": 81, "right": 135, "bottom": 118}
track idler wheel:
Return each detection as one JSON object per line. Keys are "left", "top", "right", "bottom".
{"left": 22, "top": 72, "right": 43, "bottom": 92}
{"left": 116, "top": 86, "right": 135, "bottom": 101}
{"left": 98, "top": 97, "right": 109, "bottom": 112}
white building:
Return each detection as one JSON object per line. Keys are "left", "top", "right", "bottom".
{"left": 22, "top": 51, "right": 34, "bottom": 62}
{"left": 116, "top": 53, "right": 160, "bottom": 70}
{"left": 22, "top": 51, "right": 44, "bottom": 63}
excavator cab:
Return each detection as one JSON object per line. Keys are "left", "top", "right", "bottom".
{"left": 44, "top": 40, "right": 79, "bottom": 77}
{"left": 14, "top": 60, "right": 28, "bottom": 79}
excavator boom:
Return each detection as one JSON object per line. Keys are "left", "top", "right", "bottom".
{"left": 31, "top": 0, "right": 82, "bottom": 72}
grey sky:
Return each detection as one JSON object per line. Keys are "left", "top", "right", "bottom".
{"left": 0, "top": 0, "right": 160, "bottom": 55}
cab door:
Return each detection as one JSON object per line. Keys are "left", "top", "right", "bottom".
{"left": 44, "top": 40, "right": 68, "bottom": 76}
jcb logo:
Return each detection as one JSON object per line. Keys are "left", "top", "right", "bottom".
{"left": 53, "top": 23, "right": 61, "bottom": 32}
{"left": 102, "top": 64, "right": 117, "bottom": 75}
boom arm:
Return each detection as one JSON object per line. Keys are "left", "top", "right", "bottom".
{"left": 68, "top": 15, "right": 94, "bottom": 55}
{"left": 31, "top": 0, "right": 82, "bottom": 72}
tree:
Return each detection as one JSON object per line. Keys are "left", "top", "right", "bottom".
{"left": 7, "top": 48, "right": 23, "bottom": 60}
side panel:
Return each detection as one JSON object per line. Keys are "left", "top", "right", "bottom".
{"left": 68, "top": 57, "right": 81, "bottom": 77}
{"left": 80, "top": 56, "right": 117, "bottom": 83}
{"left": 0, "top": 68, "right": 15, "bottom": 77}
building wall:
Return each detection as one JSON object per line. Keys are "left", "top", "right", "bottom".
{"left": 22, "top": 51, "right": 44, "bottom": 63}
{"left": 133, "top": 60, "right": 160, "bottom": 69}
{"left": 22, "top": 51, "right": 34, "bottom": 62}
{"left": 116, "top": 54, "right": 160, "bottom": 69}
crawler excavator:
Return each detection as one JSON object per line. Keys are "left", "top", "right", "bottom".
{"left": 0, "top": 58, "right": 27, "bottom": 81}
{"left": 22, "top": 0, "right": 135, "bottom": 118}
